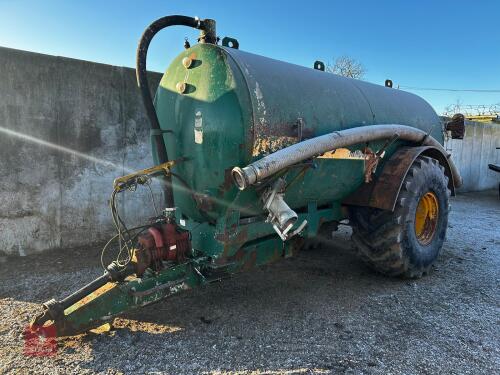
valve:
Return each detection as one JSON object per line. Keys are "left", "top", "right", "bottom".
{"left": 261, "top": 178, "right": 307, "bottom": 241}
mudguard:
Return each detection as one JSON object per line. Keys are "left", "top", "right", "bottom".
{"left": 343, "top": 146, "right": 456, "bottom": 211}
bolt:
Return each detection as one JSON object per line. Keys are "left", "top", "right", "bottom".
{"left": 176, "top": 82, "right": 187, "bottom": 94}
{"left": 182, "top": 56, "right": 193, "bottom": 69}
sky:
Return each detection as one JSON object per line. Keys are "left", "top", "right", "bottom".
{"left": 1, "top": 0, "right": 499, "bottom": 114}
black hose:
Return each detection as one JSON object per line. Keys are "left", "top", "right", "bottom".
{"left": 136, "top": 15, "right": 214, "bottom": 208}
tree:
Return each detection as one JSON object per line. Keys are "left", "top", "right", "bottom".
{"left": 327, "top": 56, "right": 366, "bottom": 79}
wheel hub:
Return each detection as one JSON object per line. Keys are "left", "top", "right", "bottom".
{"left": 415, "top": 191, "right": 439, "bottom": 245}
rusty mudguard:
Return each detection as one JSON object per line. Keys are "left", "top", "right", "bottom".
{"left": 343, "top": 146, "right": 456, "bottom": 211}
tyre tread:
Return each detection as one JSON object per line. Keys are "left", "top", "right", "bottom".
{"left": 350, "top": 155, "right": 450, "bottom": 278}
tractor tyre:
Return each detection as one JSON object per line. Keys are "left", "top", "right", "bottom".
{"left": 349, "top": 156, "right": 451, "bottom": 278}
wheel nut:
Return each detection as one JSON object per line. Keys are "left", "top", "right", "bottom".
{"left": 182, "top": 57, "right": 193, "bottom": 69}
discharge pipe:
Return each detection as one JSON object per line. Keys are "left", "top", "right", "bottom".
{"left": 136, "top": 15, "right": 216, "bottom": 208}
{"left": 232, "top": 124, "right": 462, "bottom": 190}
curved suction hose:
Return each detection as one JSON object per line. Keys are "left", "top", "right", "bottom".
{"left": 232, "top": 124, "right": 462, "bottom": 190}
{"left": 136, "top": 15, "right": 216, "bottom": 207}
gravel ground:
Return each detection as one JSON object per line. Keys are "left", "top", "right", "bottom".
{"left": 0, "top": 190, "right": 499, "bottom": 375}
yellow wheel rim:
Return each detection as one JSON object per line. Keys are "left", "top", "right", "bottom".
{"left": 415, "top": 191, "right": 439, "bottom": 245}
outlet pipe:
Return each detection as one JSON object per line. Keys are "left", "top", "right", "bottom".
{"left": 232, "top": 124, "right": 462, "bottom": 190}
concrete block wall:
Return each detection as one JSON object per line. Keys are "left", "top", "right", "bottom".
{"left": 446, "top": 121, "right": 500, "bottom": 192}
{"left": 0, "top": 47, "right": 162, "bottom": 256}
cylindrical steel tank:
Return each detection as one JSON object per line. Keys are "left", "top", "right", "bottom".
{"left": 154, "top": 43, "right": 442, "bottom": 222}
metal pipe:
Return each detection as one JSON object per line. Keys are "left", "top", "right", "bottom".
{"left": 232, "top": 124, "right": 462, "bottom": 190}
{"left": 31, "top": 262, "right": 136, "bottom": 328}
{"left": 58, "top": 261, "right": 135, "bottom": 309}
{"left": 136, "top": 15, "right": 216, "bottom": 207}
{"left": 57, "top": 273, "right": 110, "bottom": 310}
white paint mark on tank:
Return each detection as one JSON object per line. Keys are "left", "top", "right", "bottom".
{"left": 194, "top": 110, "right": 203, "bottom": 144}
{"left": 254, "top": 82, "right": 266, "bottom": 113}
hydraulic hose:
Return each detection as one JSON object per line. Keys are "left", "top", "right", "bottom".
{"left": 136, "top": 15, "right": 216, "bottom": 208}
{"left": 232, "top": 124, "right": 462, "bottom": 190}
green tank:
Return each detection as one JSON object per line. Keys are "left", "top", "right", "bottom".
{"left": 154, "top": 43, "right": 443, "bottom": 223}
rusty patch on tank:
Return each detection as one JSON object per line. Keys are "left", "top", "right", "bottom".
{"left": 251, "top": 115, "right": 317, "bottom": 156}
{"left": 318, "top": 148, "right": 365, "bottom": 159}
{"left": 217, "top": 229, "right": 249, "bottom": 258}
{"left": 252, "top": 135, "right": 297, "bottom": 156}
{"left": 220, "top": 168, "right": 234, "bottom": 193}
